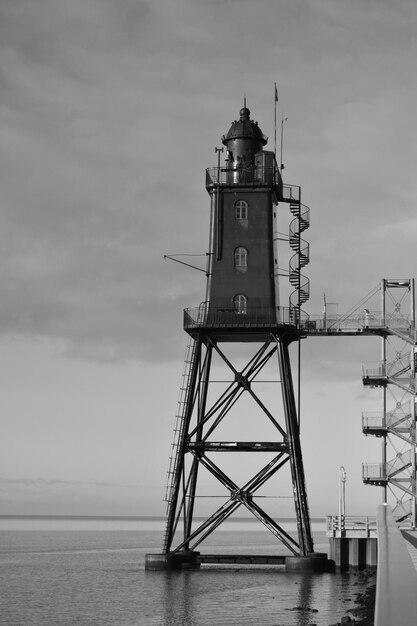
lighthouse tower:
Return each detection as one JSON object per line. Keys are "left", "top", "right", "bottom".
{"left": 206, "top": 105, "right": 279, "bottom": 318}
{"left": 146, "top": 105, "right": 322, "bottom": 571}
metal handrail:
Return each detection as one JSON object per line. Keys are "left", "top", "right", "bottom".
{"left": 363, "top": 463, "right": 386, "bottom": 481}
{"left": 326, "top": 515, "right": 377, "bottom": 537}
{"left": 183, "top": 307, "right": 414, "bottom": 335}
{"left": 304, "top": 312, "right": 411, "bottom": 333}
{"left": 183, "top": 306, "right": 309, "bottom": 330}
{"left": 363, "top": 450, "right": 413, "bottom": 485}
{"left": 205, "top": 166, "right": 281, "bottom": 188}
{"left": 363, "top": 357, "right": 412, "bottom": 380}
{"left": 362, "top": 406, "right": 413, "bottom": 431}
{"left": 362, "top": 412, "right": 386, "bottom": 429}
{"left": 205, "top": 169, "right": 300, "bottom": 203}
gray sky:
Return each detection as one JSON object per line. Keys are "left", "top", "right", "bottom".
{"left": 1, "top": 0, "right": 417, "bottom": 518}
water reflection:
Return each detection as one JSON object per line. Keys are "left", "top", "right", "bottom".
{"left": 155, "top": 567, "right": 361, "bottom": 626}
{"left": 161, "top": 571, "right": 194, "bottom": 626}
{"left": 294, "top": 573, "right": 315, "bottom": 626}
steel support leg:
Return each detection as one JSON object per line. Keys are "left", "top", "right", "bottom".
{"left": 163, "top": 336, "right": 203, "bottom": 553}
{"left": 277, "top": 337, "right": 313, "bottom": 555}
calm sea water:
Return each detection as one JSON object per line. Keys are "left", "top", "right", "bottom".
{"left": 0, "top": 518, "right": 363, "bottom": 626}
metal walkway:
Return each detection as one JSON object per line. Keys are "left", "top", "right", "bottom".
{"left": 301, "top": 312, "right": 414, "bottom": 339}
{"left": 184, "top": 307, "right": 415, "bottom": 341}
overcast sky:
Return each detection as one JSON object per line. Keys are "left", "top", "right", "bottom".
{"left": 1, "top": 0, "right": 417, "bottom": 520}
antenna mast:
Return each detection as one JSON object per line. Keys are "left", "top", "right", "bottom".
{"left": 274, "top": 83, "right": 278, "bottom": 156}
{"left": 280, "top": 116, "right": 288, "bottom": 171}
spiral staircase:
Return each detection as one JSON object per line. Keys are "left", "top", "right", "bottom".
{"left": 289, "top": 200, "right": 310, "bottom": 320}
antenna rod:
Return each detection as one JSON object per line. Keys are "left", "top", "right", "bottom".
{"left": 274, "top": 83, "right": 278, "bottom": 156}
{"left": 164, "top": 255, "right": 207, "bottom": 274}
{"left": 215, "top": 146, "right": 224, "bottom": 260}
{"left": 280, "top": 116, "right": 288, "bottom": 171}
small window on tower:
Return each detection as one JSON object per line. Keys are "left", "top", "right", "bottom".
{"left": 234, "top": 247, "right": 247, "bottom": 271}
{"left": 233, "top": 294, "right": 247, "bottom": 315}
{"left": 235, "top": 200, "right": 248, "bottom": 220}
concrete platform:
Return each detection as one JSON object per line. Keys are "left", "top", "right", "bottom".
{"left": 145, "top": 551, "right": 201, "bottom": 571}
{"left": 145, "top": 551, "right": 331, "bottom": 571}
{"left": 285, "top": 552, "right": 329, "bottom": 572}
{"left": 328, "top": 537, "right": 377, "bottom": 570}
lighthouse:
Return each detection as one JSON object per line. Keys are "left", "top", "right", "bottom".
{"left": 145, "top": 104, "right": 325, "bottom": 571}
{"left": 205, "top": 105, "right": 281, "bottom": 321}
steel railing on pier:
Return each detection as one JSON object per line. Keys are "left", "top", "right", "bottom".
{"left": 326, "top": 515, "right": 377, "bottom": 538}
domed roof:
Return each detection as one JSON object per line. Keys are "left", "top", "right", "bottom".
{"left": 222, "top": 107, "right": 268, "bottom": 146}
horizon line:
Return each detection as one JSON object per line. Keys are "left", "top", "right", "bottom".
{"left": 0, "top": 513, "right": 327, "bottom": 522}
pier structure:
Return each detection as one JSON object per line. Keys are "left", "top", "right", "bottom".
{"left": 145, "top": 105, "right": 328, "bottom": 571}
{"left": 326, "top": 514, "right": 377, "bottom": 570}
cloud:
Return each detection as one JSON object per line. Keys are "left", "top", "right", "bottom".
{"left": 0, "top": 0, "right": 210, "bottom": 362}
{"left": 0, "top": 0, "right": 416, "bottom": 367}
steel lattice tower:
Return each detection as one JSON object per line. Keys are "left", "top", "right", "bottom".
{"left": 146, "top": 106, "right": 328, "bottom": 571}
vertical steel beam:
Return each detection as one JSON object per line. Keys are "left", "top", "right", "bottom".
{"left": 163, "top": 336, "right": 203, "bottom": 553}
{"left": 184, "top": 343, "right": 213, "bottom": 543}
{"left": 411, "top": 279, "right": 417, "bottom": 527}
{"left": 381, "top": 279, "right": 387, "bottom": 504}
{"left": 277, "top": 336, "right": 313, "bottom": 555}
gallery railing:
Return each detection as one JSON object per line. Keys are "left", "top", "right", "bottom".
{"left": 183, "top": 306, "right": 307, "bottom": 330}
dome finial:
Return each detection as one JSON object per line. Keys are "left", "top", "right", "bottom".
{"left": 239, "top": 105, "right": 250, "bottom": 121}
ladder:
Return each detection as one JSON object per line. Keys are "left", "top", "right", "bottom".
{"left": 163, "top": 337, "right": 198, "bottom": 509}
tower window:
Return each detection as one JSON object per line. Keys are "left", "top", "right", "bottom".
{"left": 235, "top": 200, "right": 248, "bottom": 220}
{"left": 233, "top": 294, "right": 247, "bottom": 315}
{"left": 234, "top": 246, "right": 247, "bottom": 270}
